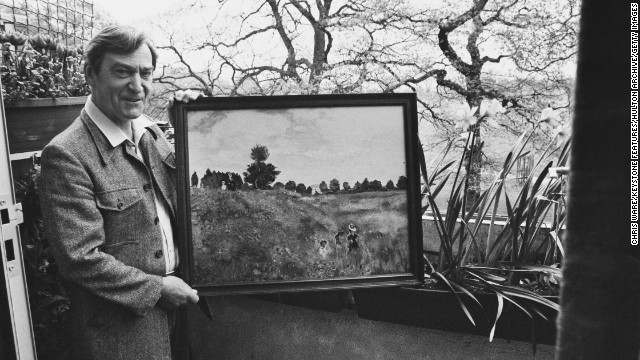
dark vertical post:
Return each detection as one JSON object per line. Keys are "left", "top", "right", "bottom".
{"left": 556, "top": 1, "right": 640, "bottom": 359}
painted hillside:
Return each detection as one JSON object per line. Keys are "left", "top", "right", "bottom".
{"left": 190, "top": 187, "right": 411, "bottom": 285}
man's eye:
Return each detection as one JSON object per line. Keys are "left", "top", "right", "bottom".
{"left": 141, "top": 71, "right": 153, "bottom": 79}
{"left": 114, "top": 68, "right": 130, "bottom": 77}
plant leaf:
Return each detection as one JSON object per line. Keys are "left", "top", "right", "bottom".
{"left": 549, "top": 230, "right": 565, "bottom": 258}
{"left": 498, "top": 262, "right": 562, "bottom": 278}
{"left": 432, "top": 272, "right": 477, "bottom": 326}
{"left": 489, "top": 294, "right": 504, "bottom": 342}
{"left": 464, "top": 270, "right": 536, "bottom": 317}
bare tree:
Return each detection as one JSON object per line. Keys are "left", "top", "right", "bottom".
{"left": 148, "top": 0, "right": 579, "bottom": 191}
{"left": 151, "top": 0, "right": 577, "bottom": 126}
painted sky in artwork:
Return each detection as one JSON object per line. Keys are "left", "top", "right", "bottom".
{"left": 187, "top": 106, "right": 407, "bottom": 188}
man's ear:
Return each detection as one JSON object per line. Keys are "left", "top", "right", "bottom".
{"left": 85, "top": 65, "right": 96, "bottom": 86}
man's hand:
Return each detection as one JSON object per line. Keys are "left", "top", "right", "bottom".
{"left": 157, "top": 276, "right": 200, "bottom": 309}
{"left": 166, "top": 89, "right": 202, "bottom": 126}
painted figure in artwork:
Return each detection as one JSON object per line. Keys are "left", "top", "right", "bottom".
{"left": 347, "top": 223, "right": 359, "bottom": 252}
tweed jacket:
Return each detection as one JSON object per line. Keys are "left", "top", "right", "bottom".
{"left": 40, "top": 109, "right": 178, "bottom": 360}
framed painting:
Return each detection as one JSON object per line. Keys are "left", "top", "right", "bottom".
{"left": 174, "top": 93, "right": 423, "bottom": 295}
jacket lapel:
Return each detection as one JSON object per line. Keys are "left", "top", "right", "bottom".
{"left": 82, "top": 111, "right": 177, "bottom": 218}
{"left": 81, "top": 110, "right": 119, "bottom": 165}
{"left": 142, "top": 125, "right": 177, "bottom": 218}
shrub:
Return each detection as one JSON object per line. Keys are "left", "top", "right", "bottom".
{"left": 0, "top": 31, "right": 90, "bottom": 104}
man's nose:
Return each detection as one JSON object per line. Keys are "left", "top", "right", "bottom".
{"left": 128, "top": 73, "right": 144, "bottom": 93}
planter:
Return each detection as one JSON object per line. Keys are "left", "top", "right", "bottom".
{"left": 353, "top": 287, "right": 558, "bottom": 345}
{"left": 4, "top": 96, "right": 87, "bottom": 154}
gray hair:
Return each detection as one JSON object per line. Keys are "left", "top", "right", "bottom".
{"left": 84, "top": 25, "right": 158, "bottom": 75}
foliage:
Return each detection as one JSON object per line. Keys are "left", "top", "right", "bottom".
{"left": 285, "top": 180, "right": 297, "bottom": 191}
{"left": 319, "top": 181, "right": 329, "bottom": 193}
{"left": 329, "top": 178, "right": 340, "bottom": 192}
{"left": 0, "top": 31, "right": 90, "bottom": 104}
{"left": 244, "top": 162, "right": 281, "bottom": 189}
{"left": 14, "top": 159, "right": 71, "bottom": 360}
{"left": 385, "top": 180, "right": 395, "bottom": 190}
{"left": 343, "top": 182, "right": 351, "bottom": 191}
{"left": 396, "top": 176, "right": 407, "bottom": 190}
{"left": 200, "top": 169, "right": 244, "bottom": 190}
{"left": 295, "top": 183, "right": 307, "bottom": 194}
{"left": 250, "top": 144, "right": 270, "bottom": 162}
{"left": 420, "top": 127, "right": 569, "bottom": 347}
{"left": 420, "top": 107, "right": 569, "bottom": 349}
{"left": 361, "top": 178, "right": 370, "bottom": 191}
{"left": 484, "top": 140, "right": 570, "bottom": 270}
{"left": 243, "top": 145, "right": 281, "bottom": 189}
{"left": 370, "top": 180, "right": 383, "bottom": 191}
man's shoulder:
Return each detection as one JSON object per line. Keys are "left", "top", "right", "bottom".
{"left": 46, "top": 115, "right": 89, "bottom": 148}
{"left": 43, "top": 114, "right": 99, "bottom": 161}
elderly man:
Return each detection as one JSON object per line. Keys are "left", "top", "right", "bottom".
{"left": 40, "top": 25, "right": 198, "bottom": 360}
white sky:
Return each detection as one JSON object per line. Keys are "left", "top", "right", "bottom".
{"left": 92, "top": 0, "right": 177, "bottom": 25}
{"left": 187, "top": 106, "right": 408, "bottom": 187}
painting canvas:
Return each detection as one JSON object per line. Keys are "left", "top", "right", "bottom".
{"left": 175, "top": 94, "right": 423, "bottom": 295}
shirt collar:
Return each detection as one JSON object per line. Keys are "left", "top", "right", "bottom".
{"left": 84, "top": 94, "right": 155, "bottom": 148}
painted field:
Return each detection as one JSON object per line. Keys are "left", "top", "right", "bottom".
{"left": 190, "top": 188, "right": 410, "bottom": 284}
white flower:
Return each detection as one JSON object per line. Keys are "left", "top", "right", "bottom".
{"left": 486, "top": 118, "right": 501, "bottom": 129}
{"left": 454, "top": 103, "right": 478, "bottom": 131}
{"left": 479, "top": 98, "right": 506, "bottom": 118}
{"left": 538, "top": 106, "right": 561, "bottom": 131}
{"left": 457, "top": 132, "right": 470, "bottom": 141}
{"left": 552, "top": 123, "right": 571, "bottom": 146}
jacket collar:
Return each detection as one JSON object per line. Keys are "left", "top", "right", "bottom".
{"left": 82, "top": 96, "right": 163, "bottom": 165}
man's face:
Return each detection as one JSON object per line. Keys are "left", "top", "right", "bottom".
{"left": 86, "top": 45, "right": 154, "bottom": 126}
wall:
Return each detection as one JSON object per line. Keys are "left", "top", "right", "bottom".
{"left": 186, "top": 295, "right": 555, "bottom": 360}
{"left": 422, "top": 216, "right": 564, "bottom": 261}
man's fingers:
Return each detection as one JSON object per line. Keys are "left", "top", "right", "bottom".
{"left": 160, "top": 276, "right": 200, "bottom": 307}
{"left": 173, "top": 89, "right": 202, "bottom": 104}
{"left": 166, "top": 90, "right": 202, "bottom": 126}
{"left": 189, "top": 290, "right": 200, "bottom": 304}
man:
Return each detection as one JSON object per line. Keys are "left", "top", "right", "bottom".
{"left": 40, "top": 25, "right": 199, "bottom": 360}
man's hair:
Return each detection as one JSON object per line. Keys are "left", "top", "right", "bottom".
{"left": 84, "top": 25, "right": 158, "bottom": 75}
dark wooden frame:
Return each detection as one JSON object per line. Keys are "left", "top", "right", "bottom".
{"left": 174, "top": 93, "right": 423, "bottom": 295}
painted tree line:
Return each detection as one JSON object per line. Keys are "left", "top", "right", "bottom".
{"left": 192, "top": 144, "right": 407, "bottom": 194}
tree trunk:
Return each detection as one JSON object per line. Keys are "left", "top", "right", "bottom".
{"left": 465, "top": 125, "right": 482, "bottom": 211}
{"left": 465, "top": 90, "right": 482, "bottom": 211}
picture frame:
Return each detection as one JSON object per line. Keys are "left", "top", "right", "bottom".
{"left": 174, "top": 93, "right": 423, "bottom": 296}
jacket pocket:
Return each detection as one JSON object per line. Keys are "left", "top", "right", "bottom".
{"left": 96, "top": 188, "right": 141, "bottom": 211}
{"left": 95, "top": 188, "right": 142, "bottom": 247}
